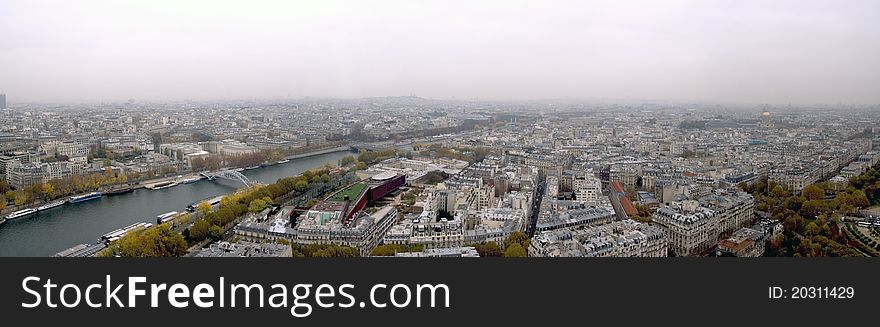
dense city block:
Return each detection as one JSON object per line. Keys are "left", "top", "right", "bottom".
{"left": 1, "top": 98, "right": 879, "bottom": 257}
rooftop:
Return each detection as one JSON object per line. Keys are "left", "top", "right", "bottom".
{"left": 330, "top": 182, "right": 368, "bottom": 202}
{"left": 371, "top": 170, "right": 397, "bottom": 181}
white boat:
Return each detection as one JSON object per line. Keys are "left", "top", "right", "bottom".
{"left": 68, "top": 192, "right": 103, "bottom": 203}
{"left": 146, "top": 181, "right": 178, "bottom": 190}
{"left": 156, "top": 211, "right": 180, "bottom": 224}
{"left": 101, "top": 222, "right": 153, "bottom": 243}
{"left": 277, "top": 159, "right": 290, "bottom": 164}
{"left": 181, "top": 176, "right": 202, "bottom": 184}
{"left": 6, "top": 208, "right": 38, "bottom": 220}
{"left": 37, "top": 200, "right": 65, "bottom": 211}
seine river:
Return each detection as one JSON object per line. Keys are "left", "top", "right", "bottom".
{"left": 0, "top": 150, "right": 356, "bottom": 257}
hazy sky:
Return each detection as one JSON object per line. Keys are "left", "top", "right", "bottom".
{"left": 1, "top": 0, "right": 878, "bottom": 104}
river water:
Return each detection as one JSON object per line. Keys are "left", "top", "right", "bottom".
{"left": 0, "top": 150, "right": 356, "bottom": 257}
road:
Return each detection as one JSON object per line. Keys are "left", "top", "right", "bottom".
{"left": 527, "top": 181, "right": 545, "bottom": 237}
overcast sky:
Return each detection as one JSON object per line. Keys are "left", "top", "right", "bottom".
{"left": 1, "top": 0, "right": 878, "bottom": 104}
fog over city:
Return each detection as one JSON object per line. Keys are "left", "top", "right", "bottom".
{"left": 1, "top": 0, "right": 879, "bottom": 104}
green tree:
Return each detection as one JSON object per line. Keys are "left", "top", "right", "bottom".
{"left": 189, "top": 218, "right": 210, "bottom": 242}
{"left": 338, "top": 156, "right": 356, "bottom": 167}
{"left": 208, "top": 225, "right": 224, "bottom": 241}
{"left": 783, "top": 195, "right": 805, "bottom": 212}
{"left": 294, "top": 179, "right": 309, "bottom": 192}
{"left": 503, "top": 243, "right": 527, "bottom": 257}
{"left": 248, "top": 198, "right": 270, "bottom": 213}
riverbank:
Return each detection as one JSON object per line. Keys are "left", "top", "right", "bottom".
{"left": 284, "top": 145, "right": 352, "bottom": 160}
{"left": 0, "top": 149, "right": 357, "bottom": 256}
{"left": 0, "top": 146, "right": 356, "bottom": 218}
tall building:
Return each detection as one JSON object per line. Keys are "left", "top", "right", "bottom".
{"left": 0, "top": 94, "right": 6, "bottom": 109}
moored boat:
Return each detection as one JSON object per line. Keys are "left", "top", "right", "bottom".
{"left": 6, "top": 208, "right": 38, "bottom": 220}
{"left": 156, "top": 211, "right": 179, "bottom": 224}
{"left": 181, "top": 176, "right": 203, "bottom": 184}
{"left": 100, "top": 222, "right": 152, "bottom": 243}
{"left": 146, "top": 181, "right": 178, "bottom": 190}
{"left": 105, "top": 187, "right": 134, "bottom": 196}
{"left": 68, "top": 192, "right": 102, "bottom": 203}
{"left": 37, "top": 200, "right": 65, "bottom": 211}
{"left": 186, "top": 195, "right": 224, "bottom": 212}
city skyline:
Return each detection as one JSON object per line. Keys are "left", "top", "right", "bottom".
{"left": 1, "top": 3, "right": 878, "bottom": 324}
{"left": 2, "top": 0, "right": 880, "bottom": 104}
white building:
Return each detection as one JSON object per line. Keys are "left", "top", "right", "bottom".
{"left": 41, "top": 139, "right": 89, "bottom": 158}
{"left": 529, "top": 220, "right": 667, "bottom": 257}
{"left": 293, "top": 205, "right": 398, "bottom": 256}
{"left": 652, "top": 190, "right": 754, "bottom": 256}
{"left": 573, "top": 174, "right": 602, "bottom": 203}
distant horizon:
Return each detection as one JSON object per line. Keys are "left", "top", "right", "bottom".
{"left": 2, "top": 1, "right": 879, "bottom": 105}
{"left": 1, "top": 94, "right": 878, "bottom": 108}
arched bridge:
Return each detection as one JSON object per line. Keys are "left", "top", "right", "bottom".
{"left": 200, "top": 170, "right": 254, "bottom": 188}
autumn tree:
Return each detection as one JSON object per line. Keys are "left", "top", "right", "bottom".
{"left": 503, "top": 243, "right": 527, "bottom": 257}
{"left": 471, "top": 241, "right": 502, "bottom": 257}
{"left": 847, "top": 190, "right": 869, "bottom": 208}
{"left": 505, "top": 231, "right": 531, "bottom": 250}
{"left": 198, "top": 201, "right": 212, "bottom": 216}
{"left": 189, "top": 218, "right": 210, "bottom": 242}
{"left": 802, "top": 185, "right": 824, "bottom": 201}
{"left": 248, "top": 198, "right": 271, "bottom": 213}
{"left": 13, "top": 191, "right": 30, "bottom": 206}
{"left": 40, "top": 183, "right": 55, "bottom": 200}
{"left": 370, "top": 244, "right": 424, "bottom": 256}
{"left": 116, "top": 225, "right": 188, "bottom": 257}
